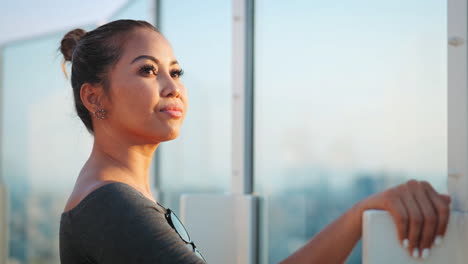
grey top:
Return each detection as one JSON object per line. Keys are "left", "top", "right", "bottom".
{"left": 59, "top": 182, "right": 206, "bottom": 264}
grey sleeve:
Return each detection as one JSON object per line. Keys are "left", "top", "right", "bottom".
{"left": 76, "top": 187, "right": 206, "bottom": 264}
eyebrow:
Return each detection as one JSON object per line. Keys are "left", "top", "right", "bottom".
{"left": 131, "top": 55, "right": 178, "bottom": 66}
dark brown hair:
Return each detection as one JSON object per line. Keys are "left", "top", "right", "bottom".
{"left": 59, "top": 19, "right": 159, "bottom": 133}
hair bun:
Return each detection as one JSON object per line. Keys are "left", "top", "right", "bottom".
{"left": 60, "top": 28, "right": 86, "bottom": 62}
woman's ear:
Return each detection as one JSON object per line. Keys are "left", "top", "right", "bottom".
{"left": 80, "top": 82, "right": 105, "bottom": 113}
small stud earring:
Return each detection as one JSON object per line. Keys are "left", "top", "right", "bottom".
{"left": 94, "top": 109, "right": 107, "bottom": 120}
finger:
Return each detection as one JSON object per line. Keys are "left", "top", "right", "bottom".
{"left": 400, "top": 181, "right": 424, "bottom": 257}
{"left": 424, "top": 184, "right": 451, "bottom": 241}
{"left": 413, "top": 182, "right": 438, "bottom": 254}
{"left": 385, "top": 192, "right": 409, "bottom": 246}
{"left": 439, "top": 194, "right": 452, "bottom": 205}
{"left": 424, "top": 184, "right": 451, "bottom": 206}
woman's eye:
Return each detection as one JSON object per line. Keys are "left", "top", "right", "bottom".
{"left": 171, "top": 69, "right": 184, "bottom": 78}
{"left": 140, "top": 64, "right": 157, "bottom": 76}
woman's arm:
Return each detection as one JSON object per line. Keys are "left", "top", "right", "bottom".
{"left": 279, "top": 180, "right": 451, "bottom": 264}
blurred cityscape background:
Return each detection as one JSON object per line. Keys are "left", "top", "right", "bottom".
{"left": 0, "top": 0, "right": 447, "bottom": 263}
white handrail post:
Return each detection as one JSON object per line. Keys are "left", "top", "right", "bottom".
{"left": 448, "top": 0, "right": 468, "bottom": 212}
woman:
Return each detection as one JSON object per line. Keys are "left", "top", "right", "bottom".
{"left": 59, "top": 19, "right": 451, "bottom": 264}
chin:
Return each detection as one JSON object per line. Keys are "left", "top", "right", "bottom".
{"left": 142, "top": 122, "right": 182, "bottom": 142}
{"left": 158, "top": 129, "right": 180, "bottom": 142}
{"left": 163, "top": 134, "right": 179, "bottom": 142}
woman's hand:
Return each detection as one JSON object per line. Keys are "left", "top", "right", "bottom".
{"left": 360, "top": 180, "right": 451, "bottom": 259}
{"left": 279, "top": 179, "right": 451, "bottom": 264}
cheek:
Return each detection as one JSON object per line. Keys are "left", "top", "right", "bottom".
{"left": 112, "top": 81, "right": 160, "bottom": 117}
{"left": 134, "top": 85, "right": 159, "bottom": 109}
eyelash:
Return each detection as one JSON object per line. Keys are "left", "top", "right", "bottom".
{"left": 171, "top": 69, "right": 184, "bottom": 78}
{"left": 139, "top": 64, "right": 184, "bottom": 79}
{"left": 139, "top": 64, "right": 157, "bottom": 76}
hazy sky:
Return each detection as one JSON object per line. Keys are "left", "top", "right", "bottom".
{"left": 0, "top": 0, "right": 128, "bottom": 45}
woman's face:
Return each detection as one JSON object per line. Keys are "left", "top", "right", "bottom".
{"left": 102, "top": 28, "right": 188, "bottom": 143}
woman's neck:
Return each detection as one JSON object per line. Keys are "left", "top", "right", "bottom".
{"left": 82, "top": 131, "right": 159, "bottom": 196}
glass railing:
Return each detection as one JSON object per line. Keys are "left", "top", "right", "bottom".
{"left": 254, "top": 1, "right": 447, "bottom": 263}
{"left": 157, "top": 0, "right": 232, "bottom": 214}
{"left": 0, "top": 0, "right": 154, "bottom": 263}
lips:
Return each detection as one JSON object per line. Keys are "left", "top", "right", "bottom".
{"left": 160, "top": 104, "right": 183, "bottom": 118}
{"left": 160, "top": 104, "right": 183, "bottom": 113}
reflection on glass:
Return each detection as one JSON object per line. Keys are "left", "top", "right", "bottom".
{"left": 1, "top": 32, "right": 93, "bottom": 264}
{"left": 1, "top": 1, "right": 152, "bottom": 263}
{"left": 158, "top": 0, "right": 231, "bottom": 213}
{"left": 254, "top": 1, "right": 447, "bottom": 263}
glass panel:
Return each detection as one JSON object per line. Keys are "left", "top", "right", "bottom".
{"left": 0, "top": 2, "right": 158, "bottom": 263}
{"left": 254, "top": 1, "right": 447, "bottom": 263}
{"left": 1, "top": 32, "right": 93, "bottom": 264}
{"left": 158, "top": 0, "right": 231, "bottom": 213}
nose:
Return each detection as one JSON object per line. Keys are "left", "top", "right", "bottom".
{"left": 160, "top": 74, "right": 181, "bottom": 98}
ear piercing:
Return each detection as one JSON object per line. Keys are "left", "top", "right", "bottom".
{"left": 94, "top": 108, "right": 107, "bottom": 120}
